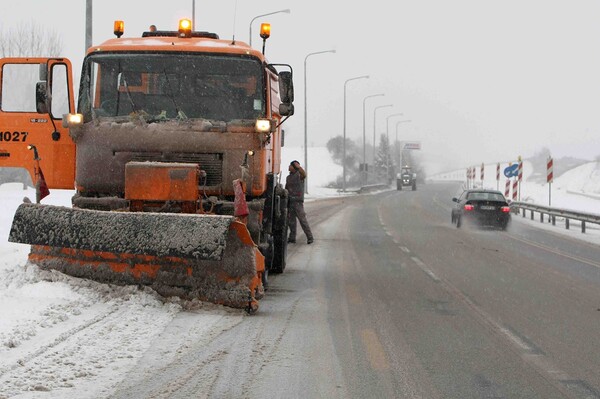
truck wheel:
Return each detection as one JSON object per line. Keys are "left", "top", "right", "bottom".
{"left": 261, "top": 236, "right": 273, "bottom": 289}
{"left": 271, "top": 189, "right": 288, "bottom": 274}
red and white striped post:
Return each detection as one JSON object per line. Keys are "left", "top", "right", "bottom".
{"left": 496, "top": 162, "right": 500, "bottom": 190}
{"left": 505, "top": 179, "right": 510, "bottom": 198}
{"left": 470, "top": 166, "right": 474, "bottom": 188}
{"left": 466, "top": 167, "right": 470, "bottom": 188}
{"left": 512, "top": 178, "right": 518, "bottom": 202}
{"left": 480, "top": 163, "right": 484, "bottom": 184}
{"left": 547, "top": 156, "right": 553, "bottom": 206}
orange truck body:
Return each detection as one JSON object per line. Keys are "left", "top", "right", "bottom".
{"left": 3, "top": 23, "right": 294, "bottom": 311}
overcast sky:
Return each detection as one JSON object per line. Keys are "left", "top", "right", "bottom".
{"left": 2, "top": 1, "right": 599, "bottom": 173}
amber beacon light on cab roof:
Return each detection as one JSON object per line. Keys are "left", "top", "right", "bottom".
{"left": 1, "top": 18, "right": 295, "bottom": 313}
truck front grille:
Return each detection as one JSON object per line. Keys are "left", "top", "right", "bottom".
{"left": 126, "top": 152, "right": 223, "bottom": 186}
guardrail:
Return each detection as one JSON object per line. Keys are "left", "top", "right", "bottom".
{"left": 357, "top": 183, "right": 390, "bottom": 194}
{"left": 510, "top": 201, "right": 600, "bottom": 233}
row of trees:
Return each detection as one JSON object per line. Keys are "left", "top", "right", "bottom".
{"left": 326, "top": 134, "right": 422, "bottom": 188}
{"left": 0, "top": 22, "right": 62, "bottom": 57}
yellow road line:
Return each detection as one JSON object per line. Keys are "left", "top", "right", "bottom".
{"left": 360, "top": 329, "right": 390, "bottom": 371}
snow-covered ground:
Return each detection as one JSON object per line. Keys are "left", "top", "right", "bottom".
{"left": 0, "top": 146, "right": 342, "bottom": 398}
{"left": 0, "top": 150, "right": 599, "bottom": 398}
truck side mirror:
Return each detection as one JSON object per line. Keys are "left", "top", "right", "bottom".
{"left": 36, "top": 81, "right": 49, "bottom": 114}
{"left": 278, "top": 71, "right": 294, "bottom": 104}
{"left": 39, "top": 63, "right": 48, "bottom": 81}
{"left": 279, "top": 103, "right": 294, "bottom": 116}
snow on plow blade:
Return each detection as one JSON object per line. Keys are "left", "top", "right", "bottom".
{"left": 9, "top": 203, "right": 264, "bottom": 310}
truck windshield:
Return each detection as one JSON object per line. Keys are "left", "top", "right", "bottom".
{"left": 78, "top": 53, "right": 265, "bottom": 122}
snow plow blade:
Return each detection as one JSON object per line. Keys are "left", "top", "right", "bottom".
{"left": 9, "top": 203, "right": 264, "bottom": 311}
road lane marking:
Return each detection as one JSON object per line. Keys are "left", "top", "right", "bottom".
{"left": 411, "top": 257, "right": 440, "bottom": 282}
{"left": 423, "top": 268, "right": 577, "bottom": 393}
{"left": 360, "top": 329, "right": 390, "bottom": 371}
{"left": 400, "top": 246, "right": 410, "bottom": 253}
{"left": 499, "top": 327, "right": 535, "bottom": 352}
{"left": 507, "top": 233, "right": 600, "bottom": 270}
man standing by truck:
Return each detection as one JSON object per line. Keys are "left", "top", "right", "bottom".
{"left": 286, "top": 160, "right": 314, "bottom": 244}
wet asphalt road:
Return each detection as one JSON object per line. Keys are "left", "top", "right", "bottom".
{"left": 115, "top": 182, "right": 600, "bottom": 398}
{"left": 252, "top": 182, "right": 600, "bottom": 398}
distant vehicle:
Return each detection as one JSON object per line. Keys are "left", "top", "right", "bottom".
{"left": 397, "top": 166, "right": 417, "bottom": 191}
{"left": 451, "top": 189, "right": 511, "bottom": 229}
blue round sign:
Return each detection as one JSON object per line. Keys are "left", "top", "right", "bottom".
{"left": 503, "top": 164, "right": 519, "bottom": 178}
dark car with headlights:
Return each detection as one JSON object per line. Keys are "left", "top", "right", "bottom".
{"left": 451, "top": 189, "right": 511, "bottom": 229}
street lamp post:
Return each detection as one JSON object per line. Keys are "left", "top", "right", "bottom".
{"left": 343, "top": 75, "right": 369, "bottom": 192}
{"left": 385, "top": 113, "right": 404, "bottom": 141}
{"left": 372, "top": 104, "right": 393, "bottom": 182}
{"left": 304, "top": 49, "right": 335, "bottom": 194}
{"left": 362, "top": 94, "right": 384, "bottom": 185}
{"left": 85, "top": 0, "right": 93, "bottom": 51}
{"left": 249, "top": 9, "right": 291, "bottom": 47}
{"left": 384, "top": 113, "right": 404, "bottom": 183}
{"left": 395, "top": 120, "right": 412, "bottom": 167}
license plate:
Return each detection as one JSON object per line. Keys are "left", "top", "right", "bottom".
{"left": 480, "top": 205, "right": 495, "bottom": 210}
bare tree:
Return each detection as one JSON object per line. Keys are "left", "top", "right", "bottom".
{"left": 0, "top": 22, "right": 63, "bottom": 57}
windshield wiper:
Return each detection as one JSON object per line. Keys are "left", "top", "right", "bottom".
{"left": 120, "top": 75, "right": 139, "bottom": 115}
{"left": 162, "top": 69, "right": 187, "bottom": 121}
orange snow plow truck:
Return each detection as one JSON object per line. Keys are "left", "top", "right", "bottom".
{"left": 2, "top": 20, "right": 294, "bottom": 312}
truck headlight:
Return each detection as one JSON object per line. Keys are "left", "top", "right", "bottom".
{"left": 62, "top": 113, "right": 84, "bottom": 128}
{"left": 255, "top": 119, "right": 272, "bottom": 133}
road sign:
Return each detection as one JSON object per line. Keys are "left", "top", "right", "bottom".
{"left": 503, "top": 164, "right": 518, "bottom": 178}
{"left": 403, "top": 142, "right": 421, "bottom": 150}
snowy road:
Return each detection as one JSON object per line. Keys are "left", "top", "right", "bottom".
{"left": 2, "top": 183, "right": 600, "bottom": 398}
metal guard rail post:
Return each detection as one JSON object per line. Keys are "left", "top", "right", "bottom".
{"left": 510, "top": 201, "right": 600, "bottom": 234}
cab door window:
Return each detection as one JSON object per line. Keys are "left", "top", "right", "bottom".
{"left": 50, "top": 63, "right": 69, "bottom": 119}
{"left": 1, "top": 63, "right": 38, "bottom": 112}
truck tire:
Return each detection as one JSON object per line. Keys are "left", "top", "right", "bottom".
{"left": 271, "top": 187, "right": 288, "bottom": 274}
{"left": 261, "top": 236, "right": 273, "bottom": 289}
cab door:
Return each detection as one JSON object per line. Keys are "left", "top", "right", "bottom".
{"left": 0, "top": 58, "right": 76, "bottom": 189}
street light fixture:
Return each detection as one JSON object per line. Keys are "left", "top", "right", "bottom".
{"left": 249, "top": 9, "right": 291, "bottom": 47}
{"left": 385, "top": 113, "right": 404, "bottom": 141}
{"left": 343, "top": 75, "right": 369, "bottom": 192}
{"left": 362, "top": 94, "right": 384, "bottom": 185}
{"left": 304, "top": 49, "right": 336, "bottom": 193}
{"left": 381, "top": 113, "right": 403, "bottom": 183}
{"left": 372, "top": 104, "right": 393, "bottom": 181}
{"left": 395, "top": 120, "right": 412, "bottom": 167}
